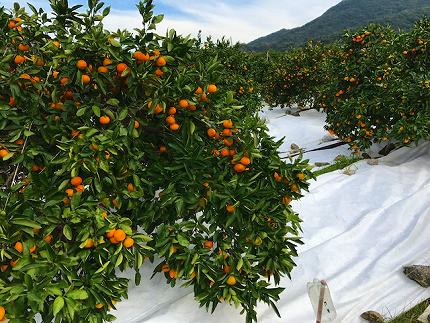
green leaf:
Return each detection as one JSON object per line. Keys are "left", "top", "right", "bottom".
{"left": 11, "top": 218, "right": 41, "bottom": 229}
{"left": 76, "top": 107, "right": 87, "bottom": 117}
{"left": 177, "top": 234, "right": 190, "bottom": 247}
{"left": 67, "top": 289, "right": 88, "bottom": 300}
{"left": 118, "top": 108, "right": 128, "bottom": 121}
{"left": 92, "top": 105, "right": 101, "bottom": 117}
{"left": 106, "top": 98, "right": 119, "bottom": 106}
{"left": 53, "top": 296, "right": 65, "bottom": 316}
{"left": 24, "top": 130, "right": 35, "bottom": 137}
{"left": 63, "top": 225, "right": 73, "bottom": 240}
{"left": 236, "top": 258, "right": 243, "bottom": 271}
{"left": 189, "top": 121, "right": 196, "bottom": 135}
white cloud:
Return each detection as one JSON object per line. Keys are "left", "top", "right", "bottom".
{"left": 2, "top": 0, "right": 343, "bottom": 43}
{"left": 104, "top": 0, "right": 343, "bottom": 43}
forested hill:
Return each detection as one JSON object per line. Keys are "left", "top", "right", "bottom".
{"left": 246, "top": 0, "right": 430, "bottom": 51}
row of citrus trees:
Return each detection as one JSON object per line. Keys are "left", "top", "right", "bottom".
{"left": 0, "top": 1, "right": 312, "bottom": 322}
{"left": 246, "top": 19, "right": 429, "bottom": 152}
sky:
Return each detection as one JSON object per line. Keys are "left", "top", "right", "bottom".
{"left": 1, "top": 0, "right": 343, "bottom": 43}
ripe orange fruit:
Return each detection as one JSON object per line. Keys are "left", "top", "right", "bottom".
{"left": 153, "top": 49, "right": 161, "bottom": 56}
{"left": 97, "top": 66, "right": 109, "bottom": 73}
{"left": 95, "top": 303, "right": 103, "bottom": 309}
{"left": 103, "top": 58, "right": 112, "bottom": 66}
{"left": 18, "top": 43, "right": 29, "bottom": 51}
{"left": 296, "top": 173, "right": 306, "bottom": 181}
{"left": 99, "top": 115, "right": 111, "bottom": 125}
{"left": 159, "top": 145, "right": 167, "bottom": 153}
{"left": 212, "top": 149, "right": 220, "bottom": 156}
{"left": 240, "top": 157, "right": 251, "bottom": 166}
{"left": 133, "top": 120, "right": 140, "bottom": 129}
{"left": 220, "top": 149, "right": 229, "bottom": 157}
{"left": 161, "top": 264, "right": 170, "bottom": 272}
{"left": 60, "top": 76, "right": 70, "bottom": 86}
{"left": 168, "top": 107, "right": 176, "bottom": 115}
{"left": 291, "top": 184, "right": 299, "bottom": 192}
{"left": 207, "top": 128, "right": 217, "bottom": 138}
{"left": 52, "top": 70, "right": 59, "bottom": 78}
{"left": 195, "top": 86, "right": 203, "bottom": 94}
{"left": 153, "top": 104, "right": 163, "bottom": 114}
{"left": 234, "top": 163, "right": 246, "bottom": 173}
{"left": 223, "top": 119, "right": 233, "bottom": 129}
{"left": 224, "top": 138, "right": 233, "bottom": 147}
{"left": 43, "top": 235, "right": 53, "bottom": 244}
{"left": 70, "top": 176, "right": 83, "bottom": 186}
{"left": 81, "top": 74, "right": 91, "bottom": 84}
{"left": 14, "top": 55, "right": 25, "bottom": 64}
{"left": 9, "top": 96, "right": 16, "bottom": 106}
{"left": 116, "top": 63, "right": 128, "bottom": 74}
{"left": 154, "top": 68, "right": 164, "bottom": 77}
{"left": 76, "top": 59, "right": 88, "bottom": 70}
{"left": 226, "top": 275, "right": 237, "bottom": 285}
{"left": 63, "top": 197, "right": 70, "bottom": 205}
{"left": 282, "top": 196, "right": 292, "bottom": 205}
{"left": 52, "top": 40, "right": 61, "bottom": 48}
{"left": 203, "top": 240, "right": 214, "bottom": 249}
{"left": 0, "top": 305, "right": 5, "bottom": 320}
{"left": 29, "top": 245, "right": 37, "bottom": 254}
{"left": 123, "top": 237, "right": 134, "bottom": 248}
{"left": 106, "top": 229, "right": 116, "bottom": 239}
{"left": 65, "top": 189, "right": 74, "bottom": 197}
{"left": 166, "top": 116, "right": 176, "bottom": 125}
{"left": 127, "top": 183, "right": 134, "bottom": 192}
{"left": 156, "top": 56, "right": 166, "bottom": 67}
{"left": 8, "top": 20, "right": 16, "bottom": 28}
{"left": 14, "top": 241, "right": 23, "bottom": 253}
{"left": 0, "top": 265, "right": 8, "bottom": 272}
{"left": 75, "top": 184, "right": 84, "bottom": 192}
{"left": 170, "top": 123, "right": 180, "bottom": 131}
{"left": 223, "top": 265, "right": 231, "bottom": 273}
{"left": 207, "top": 84, "right": 217, "bottom": 93}
{"left": 178, "top": 99, "right": 189, "bottom": 108}
{"left": 169, "top": 269, "right": 177, "bottom": 279}
{"left": 113, "top": 229, "right": 126, "bottom": 242}
{"left": 15, "top": 139, "right": 24, "bottom": 145}
{"left": 222, "top": 128, "right": 232, "bottom": 136}
{"left": 0, "top": 149, "right": 8, "bottom": 158}
{"left": 133, "top": 51, "right": 146, "bottom": 61}
{"left": 85, "top": 239, "right": 94, "bottom": 249}
{"left": 226, "top": 204, "right": 235, "bottom": 214}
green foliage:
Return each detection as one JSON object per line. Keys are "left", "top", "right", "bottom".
{"left": 0, "top": 1, "right": 311, "bottom": 322}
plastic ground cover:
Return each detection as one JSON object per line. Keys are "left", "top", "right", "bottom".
{"left": 113, "top": 108, "right": 430, "bottom": 323}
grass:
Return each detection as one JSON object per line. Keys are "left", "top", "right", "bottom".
{"left": 313, "top": 155, "right": 361, "bottom": 177}
{"left": 388, "top": 299, "right": 430, "bottom": 322}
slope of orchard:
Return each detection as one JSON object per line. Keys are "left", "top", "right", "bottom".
{"left": 0, "top": 1, "right": 312, "bottom": 323}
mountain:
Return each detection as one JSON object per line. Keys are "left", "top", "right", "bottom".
{"left": 246, "top": 0, "right": 430, "bottom": 51}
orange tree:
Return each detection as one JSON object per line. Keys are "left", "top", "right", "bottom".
{"left": 0, "top": 1, "right": 312, "bottom": 322}
{"left": 321, "top": 21, "right": 429, "bottom": 151}
{"left": 196, "top": 38, "right": 262, "bottom": 115}
{"left": 256, "top": 42, "right": 337, "bottom": 109}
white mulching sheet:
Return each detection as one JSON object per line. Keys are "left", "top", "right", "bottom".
{"left": 114, "top": 109, "right": 430, "bottom": 323}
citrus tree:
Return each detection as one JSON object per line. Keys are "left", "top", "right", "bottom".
{"left": 0, "top": 1, "right": 312, "bottom": 322}
{"left": 321, "top": 21, "right": 429, "bottom": 151}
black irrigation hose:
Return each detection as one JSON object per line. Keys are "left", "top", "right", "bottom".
{"left": 281, "top": 141, "right": 349, "bottom": 159}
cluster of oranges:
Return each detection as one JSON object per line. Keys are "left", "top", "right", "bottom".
{"left": 63, "top": 176, "right": 84, "bottom": 204}
{"left": 105, "top": 228, "right": 134, "bottom": 248}
{"left": 352, "top": 31, "right": 371, "bottom": 44}
{"left": 208, "top": 120, "right": 251, "bottom": 173}
{"left": 273, "top": 171, "right": 305, "bottom": 205}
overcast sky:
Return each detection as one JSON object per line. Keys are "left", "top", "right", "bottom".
{"left": 2, "top": 0, "right": 343, "bottom": 42}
